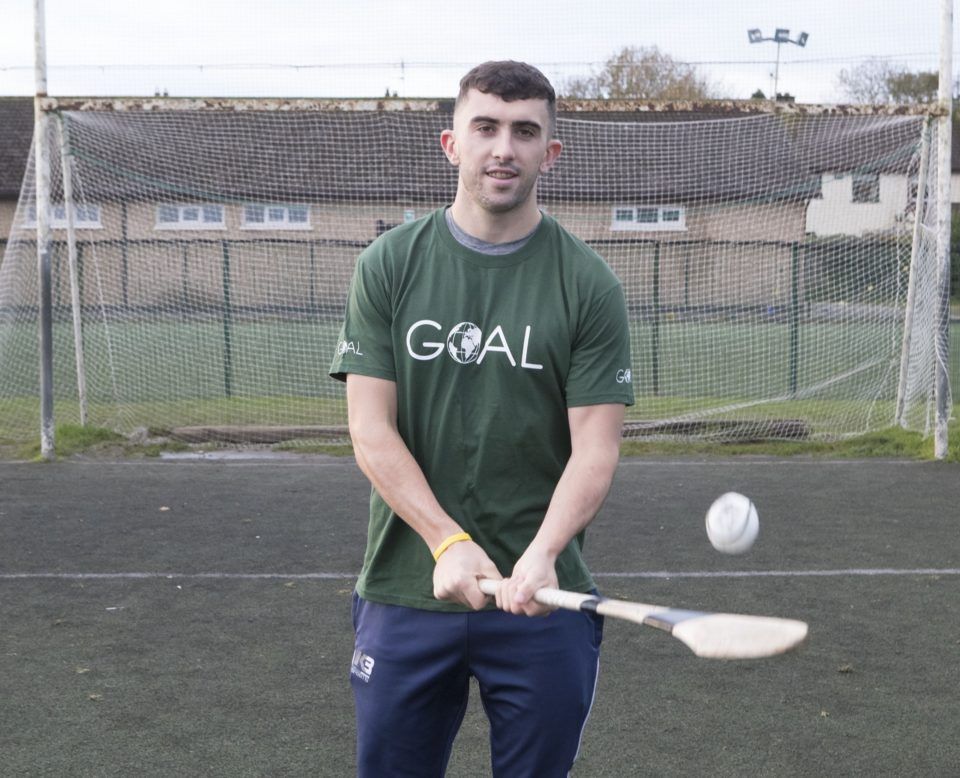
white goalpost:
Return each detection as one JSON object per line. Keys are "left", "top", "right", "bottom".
{"left": 934, "top": 0, "right": 954, "bottom": 458}
{"left": 0, "top": 1, "right": 952, "bottom": 457}
{"left": 31, "top": 0, "right": 54, "bottom": 459}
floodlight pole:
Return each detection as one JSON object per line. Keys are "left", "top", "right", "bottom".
{"left": 34, "top": 0, "right": 55, "bottom": 460}
{"left": 748, "top": 28, "right": 809, "bottom": 99}
{"left": 774, "top": 41, "right": 782, "bottom": 98}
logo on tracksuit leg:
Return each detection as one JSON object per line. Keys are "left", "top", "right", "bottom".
{"left": 351, "top": 648, "right": 376, "bottom": 682}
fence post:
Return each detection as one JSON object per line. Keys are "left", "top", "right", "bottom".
{"left": 652, "top": 241, "right": 661, "bottom": 396}
{"left": 789, "top": 242, "right": 801, "bottom": 396}
{"left": 221, "top": 240, "right": 233, "bottom": 398}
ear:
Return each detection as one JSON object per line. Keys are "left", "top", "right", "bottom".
{"left": 440, "top": 128, "right": 459, "bottom": 166}
{"left": 539, "top": 138, "right": 563, "bottom": 174}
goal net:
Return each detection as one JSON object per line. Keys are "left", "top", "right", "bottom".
{"left": 0, "top": 100, "right": 946, "bottom": 446}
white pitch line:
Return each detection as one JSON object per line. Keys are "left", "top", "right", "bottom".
{"left": 0, "top": 568, "right": 959, "bottom": 581}
{"left": 594, "top": 568, "right": 960, "bottom": 578}
{"left": 0, "top": 572, "right": 357, "bottom": 580}
{"left": 616, "top": 458, "right": 937, "bottom": 467}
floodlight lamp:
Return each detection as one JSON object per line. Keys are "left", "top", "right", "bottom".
{"left": 797, "top": 32, "right": 809, "bottom": 47}
{"left": 748, "top": 28, "right": 764, "bottom": 44}
{"left": 775, "top": 28, "right": 790, "bottom": 42}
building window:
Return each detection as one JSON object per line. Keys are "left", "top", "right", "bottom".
{"left": 23, "top": 203, "right": 102, "bottom": 229}
{"left": 156, "top": 203, "right": 225, "bottom": 229}
{"left": 852, "top": 173, "right": 880, "bottom": 204}
{"left": 242, "top": 204, "right": 311, "bottom": 230}
{"left": 610, "top": 205, "right": 686, "bottom": 232}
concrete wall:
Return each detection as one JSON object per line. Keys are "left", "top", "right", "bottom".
{"left": 2, "top": 197, "right": 808, "bottom": 311}
{"left": 0, "top": 200, "right": 16, "bottom": 241}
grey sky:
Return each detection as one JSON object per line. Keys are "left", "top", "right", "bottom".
{"left": 0, "top": 0, "right": 954, "bottom": 102}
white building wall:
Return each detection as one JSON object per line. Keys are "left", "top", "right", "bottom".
{"left": 806, "top": 174, "right": 908, "bottom": 237}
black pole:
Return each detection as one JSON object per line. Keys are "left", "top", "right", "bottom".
{"left": 221, "top": 240, "right": 233, "bottom": 398}
{"left": 181, "top": 242, "right": 189, "bottom": 315}
{"left": 121, "top": 201, "right": 129, "bottom": 310}
{"left": 309, "top": 242, "right": 317, "bottom": 312}
{"left": 652, "top": 241, "right": 661, "bottom": 396}
{"left": 789, "top": 242, "right": 800, "bottom": 396}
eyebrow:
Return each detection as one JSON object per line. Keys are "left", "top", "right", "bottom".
{"left": 469, "top": 115, "right": 543, "bottom": 132}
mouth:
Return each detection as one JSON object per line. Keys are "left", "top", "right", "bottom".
{"left": 486, "top": 168, "right": 518, "bottom": 180}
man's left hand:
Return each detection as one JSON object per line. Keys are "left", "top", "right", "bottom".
{"left": 495, "top": 548, "right": 558, "bottom": 617}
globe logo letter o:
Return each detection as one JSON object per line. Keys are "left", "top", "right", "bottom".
{"left": 446, "top": 322, "right": 483, "bottom": 364}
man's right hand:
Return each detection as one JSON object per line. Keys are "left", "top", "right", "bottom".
{"left": 433, "top": 541, "right": 502, "bottom": 611}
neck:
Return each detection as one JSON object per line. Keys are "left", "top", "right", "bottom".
{"left": 447, "top": 196, "right": 542, "bottom": 244}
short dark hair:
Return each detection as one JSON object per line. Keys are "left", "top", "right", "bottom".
{"left": 456, "top": 60, "right": 557, "bottom": 133}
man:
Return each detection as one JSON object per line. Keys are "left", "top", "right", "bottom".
{"left": 330, "top": 60, "right": 634, "bottom": 777}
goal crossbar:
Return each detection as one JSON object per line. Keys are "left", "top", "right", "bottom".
{"left": 38, "top": 96, "right": 948, "bottom": 117}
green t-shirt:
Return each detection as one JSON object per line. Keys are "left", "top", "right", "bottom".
{"left": 330, "top": 208, "right": 634, "bottom": 610}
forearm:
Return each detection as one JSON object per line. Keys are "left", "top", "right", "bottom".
{"left": 528, "top": 436, "right": 621, "bottom": 560}
{"left": 497, "top": 403, "right": 624, "bottom": 615}
{"left": 348, "top": 390, "right": 461, "bottom": 551}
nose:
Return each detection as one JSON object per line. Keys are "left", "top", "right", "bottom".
{"left": 491, "top": 128, "right": 515, "bottom": 162}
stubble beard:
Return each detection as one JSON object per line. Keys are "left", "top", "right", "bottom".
{"left": 470, "top": 169, "right": 539, "bottom": 215}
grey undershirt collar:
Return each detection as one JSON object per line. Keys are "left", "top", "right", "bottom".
{"left": 444, "top": 208, "right": 538, "bottom": 255}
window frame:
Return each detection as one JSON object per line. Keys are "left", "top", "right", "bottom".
{"left": 23, "top": 203, "right": 103, "bottom": 230}
{"left": 155, "top": 203, "right": 226, "bottom": 230}
{"left": 610, "top": 204, "right": 687, "bottom": 232}
{"left": 241, "top": 203, "right": 312, "bottom": 231}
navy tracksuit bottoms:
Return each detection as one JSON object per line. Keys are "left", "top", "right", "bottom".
{"left": 351, "top": 593, "right": 603, "bottom": 777}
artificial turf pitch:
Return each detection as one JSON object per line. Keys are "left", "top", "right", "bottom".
{"left": 1, "top": 457, "right": 958, "bottom": 776}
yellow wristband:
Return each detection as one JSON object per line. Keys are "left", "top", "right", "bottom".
{"left": 432, "top": 532, "right": 472, "bottom": 562}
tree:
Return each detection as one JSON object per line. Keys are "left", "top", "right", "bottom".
{"left": 887, "top": 71, "right": 939, "bottom": 103}
{"left": 750, "top": 89, "right": 794, "bottom": 103}
{"left": 561, "top": 45, "right": 716, "bottom": 100}
{"left": 837, "top": 59, "right": 940, "bottom": 104}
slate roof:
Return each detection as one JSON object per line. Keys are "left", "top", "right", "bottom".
{"left": 0, "top": 98, "right": 33, "bottom": 198}
{"left": 785, "top": 114, "right": 927, "bottom": 175}
{"left": 52, "top": 108, "right": 820, "bottom": 205}
{"left": 547, "top": 113, "right": 819, "bottom": 203}
{"left": 0, "top": 97, "right": 949, "bottom": 205}
{"left": 59, "top": 109, "right": 452, "bottom": 203}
